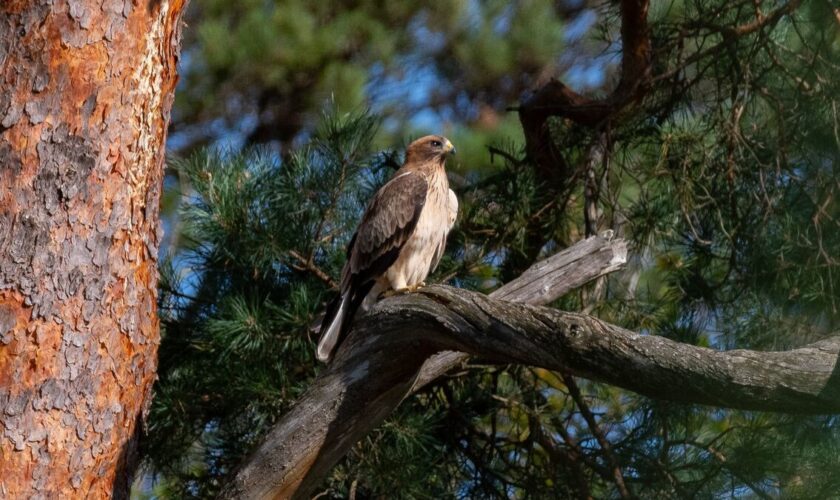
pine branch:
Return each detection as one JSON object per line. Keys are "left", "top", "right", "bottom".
{"left": 221, "top": 234, "right": 840, "bottom": 498}
{"left": 653, "top": 0, "right": 804, "bottom": 83}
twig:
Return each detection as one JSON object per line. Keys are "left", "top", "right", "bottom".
{"left": 583, "top": 134, "right": 606, "bottom": 238}
{"left": 654, "top": 0, "right": 803, "bottom": 83}
{"left": 288, "top": 249, "right": 339, "bottom": 290}
{"left": 676, "top": 439, "right": 773, "bottom": 500}
{"left": 348, "top": 479, "right": 358, "bottom": 500}
{"left": 487, "top": 146, "right": 523, "bottom": 166}
{"left": 563, "top": 374, "right": 632, "bottom": 499}
{"left": 530, "top": 415, "right": 593, "bottom": 500}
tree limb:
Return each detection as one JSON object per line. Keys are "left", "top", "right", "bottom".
{"left": 369, "top": 288, "right": 840, "bottom": 415}
{"left": 224, "top": 286, "right": 840, "bottom": 499}
{"left": 413, "top": 232, "right": 627, "bottom": 392}
{"left": 221, "top": 233, "right": 840, "bottom": 499}
{"left": 518, "top": 0, "right": 804, "bottom": 175}
{"left": 519, "top": 0, "right": 651, "bottom": 176}
{"left": 563, "top": 374, "right": 630, "bottom": 499}
{"left": 221, "top": 235, "right": 627, "bottom": 499}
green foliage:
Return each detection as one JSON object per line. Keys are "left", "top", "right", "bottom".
{"left": 145, "top": 0, "right": 840, "bottom": 497}
{"left": 146, "top": 111, "right": 390, "bottom": 497}
{"left": 173, "top": 0, "right": 567, "bottom": 149}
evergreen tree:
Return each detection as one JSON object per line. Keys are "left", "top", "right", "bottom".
{"left": 143, "top": 0, "right": 840, "bottom": 497}
{"left": 170, "top": 0, "right": 570, "bottom": 151}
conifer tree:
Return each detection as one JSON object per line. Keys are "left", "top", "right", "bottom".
{"left": 144, "top": 0, "right": 840, "bottom": 497}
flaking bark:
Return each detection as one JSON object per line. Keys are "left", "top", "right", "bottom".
{"left": 0, "top": 1, "right": 188, "bottom": 497}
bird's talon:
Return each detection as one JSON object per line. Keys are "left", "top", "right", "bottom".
{"left": 383, "top": 285, "right": 425, "bottom": 297}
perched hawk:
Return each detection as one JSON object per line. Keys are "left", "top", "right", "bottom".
{"left": 316, "top": 135, "right": 459, "bottom": 362}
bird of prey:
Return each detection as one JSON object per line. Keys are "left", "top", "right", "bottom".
{"left": 316, "top": 135, "right": 459, "bottom": 363}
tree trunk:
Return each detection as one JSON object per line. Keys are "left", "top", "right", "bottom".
{"left": 0, "top": 1, "right": 188, "bottom": 497}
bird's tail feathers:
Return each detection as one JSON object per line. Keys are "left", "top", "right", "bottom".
{"left": 316, "top": 293, "right": 349, "bottom": 362}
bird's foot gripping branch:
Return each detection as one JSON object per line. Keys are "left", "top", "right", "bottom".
{"left": 221, "top": 234, "right": 840, "bottom": 499}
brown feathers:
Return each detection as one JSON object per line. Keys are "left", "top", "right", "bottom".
{"left": 317, "top": 135, "right": 458, "bottom": 362}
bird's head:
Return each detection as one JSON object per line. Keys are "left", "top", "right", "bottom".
{"left": 405, "top": 135, "right": 456, "bottom": 166}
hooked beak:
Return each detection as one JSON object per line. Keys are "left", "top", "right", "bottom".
{"left": 443, "top": 139, "right": 456, "bottom": 156}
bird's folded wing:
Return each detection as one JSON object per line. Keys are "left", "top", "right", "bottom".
{"left": 346, "top": 171, "right": 428, "bottom": 284}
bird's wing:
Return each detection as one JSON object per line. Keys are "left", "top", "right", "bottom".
{"left": 429, "top": 188, "right": 459, "bottom": 274}
{"left": 345, "top": 171, "right": 428, "bottom": 286}
{"left": 319, "top": 171, "right": 426, "bottom": 362}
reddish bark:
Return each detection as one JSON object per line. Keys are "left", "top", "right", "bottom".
{"left": 0, "top": 0, "right": 187, "bottom": 497}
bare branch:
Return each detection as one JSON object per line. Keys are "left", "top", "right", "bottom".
{"left": 519, "top": 0, "right": 651, "bottom": 175}
{"left": 519, "top": 0, "right": 804, "bottom": 177}
{"left": 654, "top": 0, "right": 804, "bottom": 83}
{"left": 413, "top": 233, "right": 627, "bottom": 392}
{"left": 563, "top": 375, "right": 630, "bottom": 499}
{"left": 221, "top": 235, "right": 628, "bottom": 499}
{"left": 223, "top": 282, "right": 840, "bottom": 498}
{"left": 221, "top": 233, "right": 840, "bottom": 499}
{"left": 288, "top": 249, "right": 339, "bottom": 290}
{"left": 491, "top": 232, "right": 626, "bottom": 304}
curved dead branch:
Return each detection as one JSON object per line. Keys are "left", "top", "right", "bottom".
{"left": 519, "top": 0, "right": 651, "bottom": 176}
{"left": 224, "top": 288, "right": 840, "bottom": 499}
{"left": 220, "top": 235, "right": 840, "bottom": 499}
{"left": 221, "top": 235, "right": 626, "bottom": 499}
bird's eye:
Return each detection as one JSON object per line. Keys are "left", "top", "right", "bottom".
{"left": 431, "top": 140, "right": 442, "bottom": 147}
